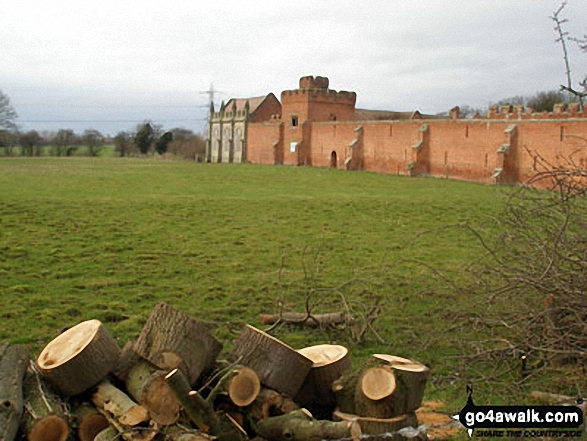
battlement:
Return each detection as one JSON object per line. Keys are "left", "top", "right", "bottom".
{"left": 281, "top": 88, "right": 357, "bottom": 104}
{"left": 299, "top": 76, "right": 329, "bottom": 90}
{"left": 486, "top": 102, "right": 587, "bottom": 120}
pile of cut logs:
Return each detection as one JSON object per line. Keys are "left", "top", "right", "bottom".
{"left": 1, "top": 302, "right": 430, "bottom": 441}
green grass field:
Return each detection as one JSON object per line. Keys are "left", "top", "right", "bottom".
{"left": 2, "top": 157, "right": 565, "bottom": 420}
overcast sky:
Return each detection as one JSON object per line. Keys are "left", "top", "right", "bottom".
{"left": 1, "top": 0, "right": 586, "bottom": 135}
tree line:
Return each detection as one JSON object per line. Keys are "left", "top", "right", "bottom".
{"left": 0, "top": 91, "right": 206, "bottom": 160}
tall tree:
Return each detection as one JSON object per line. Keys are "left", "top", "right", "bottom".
{"left": 114, "top": 131, "right": 132, "bottom": 157}
{"left": 134, "top": 123, "right": 154, "bottom": 155}
{"left": 52, "top": 129, "right": 77, "bottom": 157}
{"left": 19, "top": 130, "right": 41, "bottom": 157}
{"left": 155, "top": 131, "right": 173, "bottom": 155}
{"left": 0, "top": 89, "right": 18, "bottom": 156}
{"left": 82, "top": 129, "right": 104, "bottom": 157}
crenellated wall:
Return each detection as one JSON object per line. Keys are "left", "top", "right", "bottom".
{"left": 215, "top": 76, "right": 587, "bottom": 186}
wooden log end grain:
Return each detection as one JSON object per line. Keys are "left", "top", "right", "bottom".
{"left": 228, "top": 366, "right": 261, "bottom": 407}
{"left": 27, "top": 416, "right": 69, "bottom": 441}
{"left": 37, "top": 319, "right": 120, "bottom": 396}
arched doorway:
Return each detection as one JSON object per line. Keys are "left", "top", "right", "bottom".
{"left": 330, "top": 151, "right": 337, "bottom": 168}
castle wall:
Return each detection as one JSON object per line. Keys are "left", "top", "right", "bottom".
{"left": 247, "top": 122, "right": 282, "bottom": 165}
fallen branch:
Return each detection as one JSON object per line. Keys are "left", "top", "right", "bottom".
{"left": 260, "top": 311, "right": 349, "bottom": 327}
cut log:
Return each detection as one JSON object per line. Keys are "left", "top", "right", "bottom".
{"left": 126, "top": 359, "right": 180, "bottom": 426}
{"left": 37, "top": 319, "right": 120, "bottom": 396}
{"left": 295, "top": 344, "right": 351, "bottom": 412}
{"left": 22, "top": 365, "right": 69, "bottom": 441}
{"left": 112, "top": 340, "right": 141, "bottom": 383}
{"left": 0, "top": 342, "right": 29, "bottom": 441}
{"left": 333, "top": 409, "right": 425, "bottom": 441}
{"left": 259, "top": 312, "right": 349, "bottom": 327}
{"left": 91, "top": 379, "right": 149, "bottom": 427}
{"left": 248, "top": 387, "right": 299, "bottom": 422}
{"left": 208, "top": 366, "right": 261, "bottom": 408}
{"left": 94, "top": 426, "right": 119, "bottom": 441}
{"left": 164, "top": 426, "right": 214, "bottom": 441}
{"left": 256, "top": 408, "right": 361, "bottom": 441}
{"left": 165, "top": 368, "right": 244, "bottom": 441}
{"left": 228, "top": 325, "right": 313, "bottom": 397}
{"left": 135, "top": 302, "right": 222, "bottom": 386}
{"left": 335, "top": 355, "right": 429, "bottom": 418}
{"left": 74, "top": 403, "right": 110, "bottom": 441}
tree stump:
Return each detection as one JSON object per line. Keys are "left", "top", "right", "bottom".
{"left": 295, "top": 344, "right": 351, "bottom": 414}
{"left": 0, "top": 342, "right": 29, "bottom": 441}
{"left": 126, "top": 359, "right": 180, "bottom": 426}
{"left": 91, "top": 379, "right": 149, "bottom": 427}
{"left": 135, "top": 302, "right": 222, "bottom": 386}
{"left": 22, "top": 365, "right": 69, "bottom": 441}
{"left": 75, "top": 403, "right": 110, "bottom": 441}
{"left": 334, "top": 354, "right": 430, "bottom": 419}
{"left": 228, "top": 325, "right": 313, "bottom": 397}
{"left": 36, "top": 319, "right": 120, "bottom": 396}
{"left": 256, "top": 408, "right": 361, "bottom": 441}
{"left": 333, "top": 409, "right": 426, "bottom": 441}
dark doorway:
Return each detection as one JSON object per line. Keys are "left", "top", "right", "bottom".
{"left": 330, "top": 151, "right": 337, "bottom": 168}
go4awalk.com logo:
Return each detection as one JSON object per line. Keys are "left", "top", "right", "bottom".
{"left": 452, "top": 386, "right": 584, "bottom": 438}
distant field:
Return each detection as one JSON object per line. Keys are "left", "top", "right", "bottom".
{"left": 1, "top": 157, "right": 540, "bottom": 412}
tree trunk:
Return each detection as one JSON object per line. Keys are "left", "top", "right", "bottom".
{"left": 256, "top": 409, "right": 361, "bottom": 441}
{"left": 74, "top": 403, "right": 110, "bottom": 441}
{"left": 135, "top": 302, "right": 222, "bottom": 386}
{"left": 91, "top": 379, "right": 149, "bottom": 427}
{"left": 334, "top": 409, "right": 426, "bottom": 441}
{"left": 36, "top": 319, "right": 120, "bottom": 396}
{"left": 228, "top": 325, "right": 313, "bottom": 397}
{"left": 126, "top": 359, "right": 180, "bottom": 426}
{"left": 295, "top": 344, "right": 351, "bottom": 414}
{"left": 208, "top": 366, "right": 261, "bottom": 407}
{"left": 0, "top": 342, "right": 29, "bottom": 441}
{"left": 259, "top": 312, "right": 349, "bottom": 327}
{"left": 22, "top": 366, "right": 69, "bottom": 441}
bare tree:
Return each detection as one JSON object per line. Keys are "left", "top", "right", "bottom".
{"left": 52, "top": 129, "right": 77, "bottom": 157}
{"left": 82, "top": 129, "right": 104, "bottom": 157}
{"left": 19, "top": 130, "right": 41, "bottom": 157}
{"left": 0, "top": 89, "right": 18, "bottom": 156}
{"left": 114, "top": 131, "right": 133, "bottom": 157}
{"left": 551, "top": 1, "right": 586, "bottom": 109}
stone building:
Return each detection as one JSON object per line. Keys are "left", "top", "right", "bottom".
{"left": 206, "top": 94, "right": 281, "bottom": 163}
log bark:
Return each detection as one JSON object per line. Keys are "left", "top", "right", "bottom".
{"left": 126, "top": 359, "right": 180, "bottom": 426}
{"left": 295, "top": 344, "right": 351, "bottom": 411}
{"left": 91, "top": 379, "right": 149, "bottom": 427}
{"left": 333, "top": 409, "right": 425, "bottom": 441}
{"left": 22, "top": 365, "right": 69, "bottom": 441}
{"left": 208, "top": 366, "right": 261, "bottom": 407}
{"left": 37, "top": 319, "right": 120, "bottom": 396}
{"left": 74, "top": 403, "right": 110, "bottom": 441}
{"left": 334, "top": 354, "right": 429, "bottom": 418}
{"left": 228, "top": 325, "right": 313, "bottom": 397}
{"left": 248, "top": 387, "right": 299, "bottom": 422}
{"left": 94, "top": 426, "right": 119, "bottom": 441}
{"left": 256, "top": 408, "right": 361, "bottom": 441}
{"left": 135, "top": 302, "right": 222, "bottom": 386}
{"left": 165, "top": 369, "right": 244, "bottom": 441}
{"left": 112, "top": 340, "right": 141, "bottom": 383}
{"left": 0, "top": 342, "right": 29, "bottom": 441}
{"left": 259, "top": 312, "right": 349, "bottom": 327}
{"left": 164, "top": 426, "right": 214, "bottom": 441}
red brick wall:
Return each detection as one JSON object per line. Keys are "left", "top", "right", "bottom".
{"left": 247, "top": 123, "right": 282, "bottom": 165}
{"left": 249, "top": 94, "right": 282, "bottom": 123}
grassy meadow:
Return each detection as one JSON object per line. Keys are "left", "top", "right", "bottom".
{"left": 2, "top": 157, "right": 554, "bottom": 415}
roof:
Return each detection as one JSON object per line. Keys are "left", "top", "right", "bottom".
{"left": 223, "top": 96, "right": 268, "bottom": 114}
{"left": 355, "top": 109, "right": 440, "bottom": 121}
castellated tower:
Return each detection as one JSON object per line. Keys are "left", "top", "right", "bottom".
{"left": 280, "top": 76, "right": 357, "bottom": 165}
